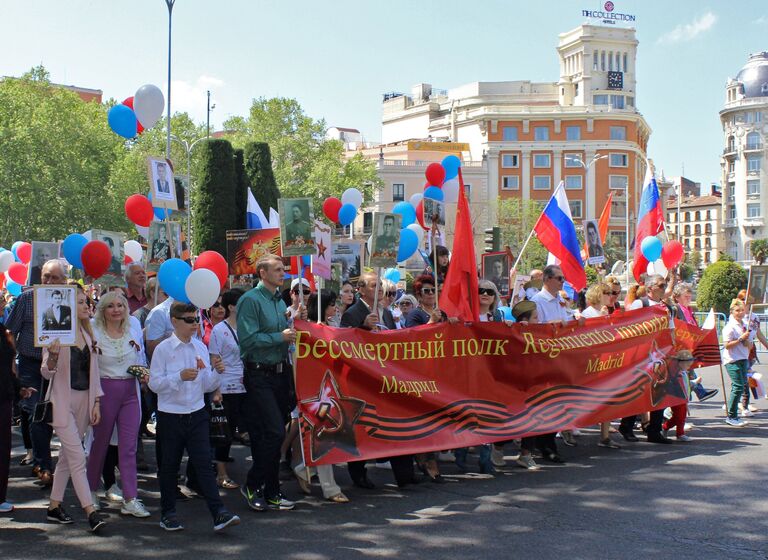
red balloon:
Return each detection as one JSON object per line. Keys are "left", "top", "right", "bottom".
{"left": 81, "top": 240, "right": 112, "bottom": 280}
{"left": 125, "top": 194, "right": 155, "bottom": 227}
{"left": 16, "top": 242, "right": 32, "bottom": 264}
{"left": 661, "top": 240, "right": 685, "bottom": 268}
{"left": 416, "top": 200, "right": 428, "bottom": 230}
{"left": 425, "top": 163, "right": 446, "bottom": 187}
{"left": 7, "top": 263, "right": 28, "bottom": 285}
{"left": 136, "top": 121, "right": 144, "bottom": 134}
{"left": 122, "top": 96, "right": 134, "bottom": 109}
{"left": 194, "top": 250, "right": 228, "bottom": 289}
{"left": 124, "top": 254, "right": 133, "bottom": 265}
{"left": 322, "top": 197, "right": 342, "bottom": 223}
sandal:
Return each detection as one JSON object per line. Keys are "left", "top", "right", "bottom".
{"left": 216, "top": 477, "right": 240, "bottom": 489}
{"left": 295, "top": 471, "right": 312, "bottom": 495}
{"left": 327, "top": 492, "right": 349, "bottom": 503}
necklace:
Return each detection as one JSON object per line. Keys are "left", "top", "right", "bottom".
{"left": 102, "top": 327, "right": 130, "bottom": 364}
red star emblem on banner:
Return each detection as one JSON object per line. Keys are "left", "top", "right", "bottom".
{"left": 316, "top": 239, "right": 327, "bottom": 259}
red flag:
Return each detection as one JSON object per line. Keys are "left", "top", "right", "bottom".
{"left": 440, "top": 169, "right": 480, "bottom": 321}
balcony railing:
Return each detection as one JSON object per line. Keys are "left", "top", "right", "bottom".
{"left": 378, "top": 159, "right": 484, "bottom": 168}
{"left": 723, "top": 146, "right": 737, "bottom": 156}
{"left": 745, "top": 143, "right": 764, "bottom": 151}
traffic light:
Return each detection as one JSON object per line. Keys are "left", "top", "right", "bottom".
{"left": 484, "top": 227, "right": 501, "bottom": 252}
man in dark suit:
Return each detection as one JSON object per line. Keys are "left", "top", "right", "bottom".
{"left": 103, "top": 236, "right": 122, "bottom": 275}
{"left": 340, "top": 271, "right": 416, "bottom": 488}
{"left": 42, "top": 289, "right": 71, "bottom": 331}
{"left": 156, "top": 161, "right": 171, "bottom": 194}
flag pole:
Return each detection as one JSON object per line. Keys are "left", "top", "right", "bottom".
{"left": 511, "top": 182, "right": 562, "bottom": 274}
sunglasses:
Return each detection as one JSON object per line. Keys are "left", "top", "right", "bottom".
{"left": 293, "top": 289, "right": 310, "bottom": 295}
{"left": 399, "top": 301, "right": 413, "bottom": 307}
{"left": 211, "top": 302, "right": 222, "bottom": 308}
{"left": 478, "top": 288, "right": 495, "bottom": 296}
{"left": 386, "top": 291, "right": 396, "bottom": 297}
{"left": 611, "top": 290, "right": 621, "bottom": 296}
{"left": 550, "top": 275, "right": 565, "bottom": 282}
{"left": 421, "top": 287, "right": 436, "bottom": 294}
{"left": 655, "top": 284, "right": 667, "bottom": 290}
{"left": 602, "top": 291, "right": 613, "bottom": 295}
{"left": 175, "top": 316, "right": 200, "bottom": 324}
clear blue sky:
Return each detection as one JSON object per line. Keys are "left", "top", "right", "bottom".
{"left": 3, "top": 0, "right": 767, "bottom": 187}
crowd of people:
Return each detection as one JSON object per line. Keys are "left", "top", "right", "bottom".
{"left": 0, "top": 250, "right": 765, "bottom": 534}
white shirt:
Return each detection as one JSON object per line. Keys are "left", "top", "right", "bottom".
{"left": 525, "top": 287, "right": 540, "bottom": 300}
{"left": 722, "top": 316, "right": 750, "bottom": 364}
{"left": 92, "top": 323, "right": 145, "bottom": 379}
{"left": 532, "top": 288, "right": 571, "bottom": 324}
{"left": 145, "top": 297, "right": 174, "bottom": 341}
{"left": 208, "top": 321, "right": 245, "bottom": 394}
{"left": 629, "top": 297, "right": 660, "bottom": 311}
{"left": 149, "top": 334, "right": 220, "bottom": 414}
{"left": 581, "top": 306, "right": 606, "bottom": 319}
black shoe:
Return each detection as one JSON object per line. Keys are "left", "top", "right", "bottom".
{"left": 88, "top": 511, "right": 106, "bottom": 533}
{"left": 160, "top": 515, "right": 184, "bottom": 531}
{"left": 698, "top": 388, "right": 719, "bottom": 402}
{"left": 619, "top": 429, "right": 639, "bottom": 442}
{"left": 175, "top": 486, "right": 190, "bottom": 501}
{"left": 241, "top": 485, "right": 267, "bottom": 511}
{"left": 47, "top": 505, "right": 74, "bottom": 524}
{"left": 266, "top": 493, "right": 295, "bottom": 511}
{"left": 543, "top": 452, "right": 565, "bottom": 464}
{"left": 213, "top": 511, "right": 240, "bottom": 532}
{"left": 137, "top": 461, "right": 150, "bottom": 473}
{"left": 353, "top": 476, "right": 376, "bottom": 490}
{"left": 647, "top": 434, "right": 673, "bottom": 444}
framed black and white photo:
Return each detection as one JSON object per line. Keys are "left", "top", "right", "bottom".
{"left": 27, "top": 241, "right": 61, "bottom": 285}
{"left": 331, "top": 240, "right": 364, "bottom": 283}
{"left": 147, "top": 156, "right": 178, "bottom": 210}
{"left": 747, "top": 265, "right": 768, "bottom": 305}
{"left": 33, "top": 285, "right": 77, "bottom": 347}
{"left": 584, "top": 220, "right": 605, "bottom": 265}
{"left": 481, "top": 252, "right": 511, "bottom": 297}
{"left": 279, "top": 197, "right": 315, "bottom": 256}
{"left": 90, "top": 229, "right": 125, "bottom": 287}
{"left": 423, "top": 198, "right": 446, "bottom": 229}
{"left": 369, "top": 213, "right": 400, "bottom": 268}
{"left": 147, "top": 222, "right": 182, "bottom": 273}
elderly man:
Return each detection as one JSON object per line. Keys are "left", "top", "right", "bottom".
{"left": 525, "top": 269, "right": 544, "bottom": 300}
{"left": 125, "top": 262, "right": 148, "bottom": 315}
{"left": 6, "top": 259, "right": 68, "bottom": 485}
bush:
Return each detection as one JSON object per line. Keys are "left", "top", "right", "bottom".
{"left": 192, "top": 139, "right": 237, "bottom": 255}
{"left": 233, "top": 148, "right": 248, "bottom": 230}
{"left": 696, "top": 261, "right": 747, "bottom": 315}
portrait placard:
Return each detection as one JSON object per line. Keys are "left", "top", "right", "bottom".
{"left": 279, "top": 198, "right": 316, "bottom": 256}
{"left": 331, "top": 240, "right": 364, "bottom": 283}
{"left": 226, "top": 228, "right": 282, "bottom": 276}
{"left": 747, "top": 265, "right": 768, "bottom": 306}
{"left": 328, "top": 263, "right": 343, "bottom": 295}
{"left": 481, "top": 252, "right": 511, "bottom": 297}
{"left": 423, "top": 198, "right": 446, "bottom": 229}
{"left": 510, "top": 273, "right": 531, "bottom": 307}
{"left": 584, "top": 220, "right": 605, "bottom": 265}
{"left": 147, "top": 157, "right": 178, "bottom": 210}
{"left": 90, "top": 229, "right": 125, "bottom": 287}
{"left": 33, "top": 285, "right": 77, "bottom": 347}
{"left": 370, "top": 213, "right": 401, "bottom": 268}
{"left": 28, "top": 242, "right": 62, "bottom": 285}
{"left": 146, "top": 222, "right": 182, "bottom": 273}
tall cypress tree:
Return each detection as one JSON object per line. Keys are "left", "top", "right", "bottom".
{"left": 244, "top": 142, "right": 281, "bottom": 218}
{"left": 233, "top": 148, "right": 248, "bottom": 230}
{"left": 192, "top": 139, "right": 236, "bottom": 255}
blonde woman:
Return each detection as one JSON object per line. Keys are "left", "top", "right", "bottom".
{"left": 42, "top": 287, "right": 106, "bottom": 531}
{"left": 86, "top": 291, "right": 150, "bottom": 517}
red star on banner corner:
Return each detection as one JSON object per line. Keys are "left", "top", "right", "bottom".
{"left": 316, "top": 238, "right": 327, "bottom": 259}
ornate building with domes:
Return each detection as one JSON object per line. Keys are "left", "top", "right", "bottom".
{"left": 720, "top": 52, "right": 768, "bottom": 264}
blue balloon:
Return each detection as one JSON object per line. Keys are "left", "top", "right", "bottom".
{"left": 62, "top": 233, "right": 88, "bottom": 269}
{"left": 441, "top": 155, "right": 461, "bottom": 181}
{"left": 5, "top": 280, "right": 21, "bottom": 297}
{"left": 392, "top": 201, "right": 416, "bottom": 228}
{"left": 397, "top": 228, "right": 419, "bottom": 262}
{"left": 498, "top": 306, "right": 514, "bottom": 322}
{"left": 158, "top": 258, "right": 191, "bottom": 303}
{"left": 107, "top": 104, "right": 138, "bottom": 139}
{"left": 423, "top": 186, "right": 444, "bottom": 202}
{"left": 640, "top": 236, "right": 663, "bottom": 262}
{"left": 153, "top": 206, "right": 172, "bottom": 220}
{"left": 338, "top": 203, "right": 357, "bottom": 226}
{"left": 383, "top": 267, "right": 400, "bottom": 283}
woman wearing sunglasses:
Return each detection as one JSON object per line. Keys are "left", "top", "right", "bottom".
{"left": 202, "top": 294, "right": 226, "bottom": 347}
{"left": 604, "top": 276, "right": 623, "bottom": 314}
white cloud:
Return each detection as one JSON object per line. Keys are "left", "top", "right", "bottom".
{"left": 168, "top": 75, "right": 224, "bottom": 122}
{"left": 657, "top": 12, "right": 717, "bottom": 44}
{"left": 755, "top": 16, "right": 768, "bottom": 24}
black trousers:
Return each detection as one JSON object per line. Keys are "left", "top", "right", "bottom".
{"left": 0, "top": 401, "right": 11, "bottom": 503}
{"left": 157, "top": 409, "right": 223, "bottom": 519}
{"left": 348, "top": 456, "right": 414, "bottom": 486}
{"left": 521, "top": 433, "right": 558, "bottom": 454}
{"left": 243, "top": 365, "right": 293, "bottom": 499}
{"left": 620, "top": 410, "right": 664, "bottom": 438}
{"left": 214, "top": 393, "right": 246, "bottom": 463}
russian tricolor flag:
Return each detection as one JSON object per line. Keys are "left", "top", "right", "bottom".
{"left": 631, "top": 167, "right": 664, "bottom": 281}
{"left": 533, "top": 182, "right": 586, "bottom": 291}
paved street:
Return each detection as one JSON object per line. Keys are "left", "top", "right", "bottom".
{"left": 2, "top": 364, "right": 767, "bottom": 560}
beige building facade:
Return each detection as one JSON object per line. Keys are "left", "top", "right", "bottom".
{"left": 667, "top": 195, "right": 724, "bottom": 268}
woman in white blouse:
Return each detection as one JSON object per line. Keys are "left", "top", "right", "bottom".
{"left": 85, "top": 291, "right": 150, "bottom": 518}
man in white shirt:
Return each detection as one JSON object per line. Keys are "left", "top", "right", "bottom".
{"left": 149, "top": 301, "right": 239, "bottom": 533}
{"left": 525, "top": 269, "right": 543, "bottom": 300}
{"left": 629, "top": 274, "right": 667, "bottom": 310}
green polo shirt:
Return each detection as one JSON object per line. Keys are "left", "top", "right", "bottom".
{"left": 236, "top": 281, "right": 289, "bottom": 365}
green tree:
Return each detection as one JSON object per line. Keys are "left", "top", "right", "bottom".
{"left": 750, "top": 238, "right": 768, "bottom": 264}
{"left": 233, "top": 148, "right": 248, "bottom": 230}
{"left": 192, "top": 139, "right": 237, "bottom": 255}
{"left": 696, "top": 261, "right": 747, "bottom": 315}
{"left": 244, "top": 142, "right": 281, "bottom": 218}
{"left": 718, "top": 251, "right": 735, "bottom": 262}
{"left": 496, "top": 198, "right": 547, "bottom": 273}
{"left": 679, "top": 250, "right": 701, "bottom": 281}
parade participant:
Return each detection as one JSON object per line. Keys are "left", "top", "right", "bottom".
{"left": 394, "top": 295, "right": 416, "bottom": 329}
{"left": 202, "top": 294, "right": 225, "bottom": 347}
{"left": 662, "top": 349, "right": 696, "bottom": 441}
{"left": 338, "top": 281, "right": 355, "bottom": 314}
{"left": 208, "top": 289, "right": 246, "bottom": 490}
{"left": 512, "top": 300, "right": 542, "bottom": 470}
{"left": 237, "top": 255, "right": 303, "bottom": 511}
{"left": 722, "top": 299, "right": 750, "bottom": 427}
{"left": 604, "top": 276, "right": 623, "bottom": 314}
{"left": 41, "top": 288, "right": 106, "bottom": 532}
{"left": 124, "top": 263, "right": 148, "bottom": 315}
{"left": 291, "top": 289, "right": 349, "bottom": 503}
{"left": 288, "top": 278, "right": 311, "bottom": 321}
{"left": 736, "top": 289, "right": 768, "bottom": 414}
{"left": 525, "top": 269, "right": 543, "bottom": 299}
{"left": 132, "top": 278, "right": 166, "bottom": 329}
{"left": 149, "top": 301, "right": 239, "bottom": 532}
{"left": 6, "top": 259, "right": 68, "bottom": 486}
{"left": 85, "top": 291, "right": 149, "bottom": 518}
{"left": 424, "top": 245, "right": 449, "bottom": 286}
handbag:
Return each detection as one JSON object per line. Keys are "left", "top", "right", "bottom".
{"left": 209, "top": 401, "right": 232, "bottom": 447}
{"left": 32, "top": 377, "right": 53, "bottom": 424}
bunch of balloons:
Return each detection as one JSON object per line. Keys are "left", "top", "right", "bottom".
{"left": 107, "top": 84, "right": 165, "bottom": 139}
{"left": 0, "top": 243, "right": 31, "bottom": 296}
{"left": 640, "top": 237, "right": 685, "bottom": 277}
{"left": 157, "top": 250, "right": 228, "bottom": 309}
{"left": 322, "top": 187, "right": 364, "bottom": 227}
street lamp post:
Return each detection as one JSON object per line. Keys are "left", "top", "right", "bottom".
{"left": 165, "top": 0, "right": 176, "bottom": 159}
{"left": 564, "top": 153, "right": 608, "bottom": 222}
{"left": 206, "top": 90, "right": 215, "bottom": 139}
{"left": 171, "top": 135, "right": 206, "bottom": 249}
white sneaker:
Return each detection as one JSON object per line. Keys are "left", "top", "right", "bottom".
{"left": 515, "top": 455, "right": 540, "bottom": 470}
{"left": 490, "top": 446, "right": 506, "bottom": 467}
{"left": 676, "top": 435, "right": 692, "bottom": 442}
{"left": 725, "top": 417, "right": 746, "bottom": 427}
{"left": 663, "top": 408, "right": 673, "bottom": 420}
{"left": 121, "top": 498, "right": 150, "bottom": 518}
{"left": 571, "top": 428, "right": 582, "bottom": 436}
{"left": 741, "top": 409, "right": 754, "bottom": 418}
{"left": 106, "top": 484, "right": 123, "bottom": 502}
{"left": 684, "top": 423, "right": 694, "bottom": 431}
{"left": 91, "top": 492, "right": 101, "bottom": 511}
{"left": 748, "top": 404, "right": 758, "bottom": 413}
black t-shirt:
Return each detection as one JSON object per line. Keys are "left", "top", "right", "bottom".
{"left": 70, "top": 344, "right": 91, "bottom": 391}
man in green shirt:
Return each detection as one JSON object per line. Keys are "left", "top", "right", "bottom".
{"left": 237, "top": 254, "right": 305, "bottom": 512}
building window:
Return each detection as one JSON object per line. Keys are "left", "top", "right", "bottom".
{"left": 564, "top": 154, "right": 583, "bottom": 167}
{"left": 566, "top": 126, "right": 581, "bottom": 140}
{"left": 392, "top": 183, "right": 405, "bottom": 202}
{"left": 627, "top": 97, "right": 634, "bottom": 107}
{"left": 593, "top": 94, "right": 609, "bottom": 105}
{"left": 670, "top": 212, "right": 676, "bottom": 223}
{"left": 611, "top": 95, "right": 625, "bottom": 109}
{"left": 501, "top": 154, "right": 519, "bottom": 168}
{"left": 746, "top": 131, "right": 761, "bottom": 149}
{"left": 502, "top": 127, "right": 518, "bottom": 141}
{"left": 623, "top": 53, "right": 628, "bottom": 71}
{"left": 363, "top": 212, "right": 373, "bottom": 234}
{"left": 706, "top": 210, "right": 711, "bottom": 219}
{"left": 747, "top": 179, "right": 761, "bottom": 195}
{"left": 747, "top": 155, "right": 761, "bottom": 172}
{"left": 609, "top": 153, "right": 628, "bottom": 167}
{"left": 610, "top": 231, "right": 627, "bottom": 247}
{"left": 704, "top": 252, "right": 711, "bottom": 263}
{"left": 610, "top": 126, "right": 627, "bottom": 140}
{"left": 533, "top": 154, "right": 551, "bottom": 168}
{"left": 463, "top": 184, "right": 472, "bottom": 202}
{"left": 502, "top": 176, "right": 519, "bottom": 190}
{"left": 609, "top": 175, "right": 628, "bottom": 189}
{"left": 685, "top": 211, "right": 691, "bottom": 221}
{"left": 593, "top": 53, "right": 598, "bottom": 71}
{"left": 729, "top": 206, "right": 736, "bottom": 219}
{"left": 705, "top": 238, "right": 712, "bottom": 249}
{"left": 601, "top": 51, "right": 606, "bottom": 71}
{"left": 747, "top": 203, "right": 761, "bottom": 218}
{"left": 705, "top": 223, "right": 712, "bottom": 235}
{"left": 728, "top": 161, "right": 735, "bottom": 173}
{"left": 684, "top": 225, "right": 691, "bottom": 236}
{"left": 609, "top": 52, "right": 614, "bottom": 71}
{"left": 727, "top": 136, "right": 735, "bottom": 151}
{"left": 611, "top": 195, "right": 627, "bottom": 219}
{"left": 694, "top": 224, "right": 701, "bottom": 235}
{"left": 569, "top": 200, "right": 583, "bottom": 218}
{"left": 684, "top": 239, "right": 690, "bottom": 250}
{"left": 694, "top": 211, "right": 700, "bottom": 221}
{"left": 565, "top": 175, "right": 582, "bottom": 190}
{"left": 694, "top": 238, "right": 701, "bottom": 250}
{"left": 533, "top": 176, "right": 551, "bottom": 190}
{"left": 534, "top": 127, "right": 549, "bottom": 141}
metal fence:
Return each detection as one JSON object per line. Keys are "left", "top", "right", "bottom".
{"left": 692, "top": 311, "right": 768, "bottom": 358}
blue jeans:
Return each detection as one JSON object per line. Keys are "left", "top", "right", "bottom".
{"left": 18, "top": 355, "right": 52, "bottom": 471}
{"left": 725, "top": 360, "right": 748, "bottom": 419}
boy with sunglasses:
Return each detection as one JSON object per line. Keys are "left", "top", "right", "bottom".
{"left": 149, "top": 302, "right": 240, "bottom": 533}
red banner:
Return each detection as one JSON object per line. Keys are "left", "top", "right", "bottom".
{"left": 294, "top": 308, "right": 720, "bottom": 466}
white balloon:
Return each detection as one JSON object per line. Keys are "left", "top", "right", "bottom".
{"left": 124, "top": 240, "right": 144, "bottom": 263}
{"left": 184, "top": 268, "right": 220, "bottom": 309}
{"left": 82, "top": 231, "right": 92, "bottom": 241}
{"left": 653, "top": 258, "right": 668, "bottom": 278}
{"left": 646, "top": 261, "right": 655, "bottom": 276}
{"left": 442, "top": 178, "right": 459, "bottom": 203}
{"left": 133, "top": 84, "right": 165, "bottom": 129}
{"left": 341, "top": 188, "right": 363, "bottom": 209}
{"left": 0, "top": 250, "right": 14, "bottom": 273}
{"left": 409, "top": 193, "right": 423, "bottom": 207}
{"left": 406, "top": 223, "right": 424, "bottom": 247}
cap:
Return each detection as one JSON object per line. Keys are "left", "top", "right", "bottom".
{"left": 511, "top": 300, "right": 537, "bottom": 321}
{"left": 291, "top": 278, "right": 311, "bottom": 290}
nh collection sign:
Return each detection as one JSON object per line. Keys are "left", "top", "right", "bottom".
{"left": 582, "top": 1, "right": 636, "bottom": 25}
